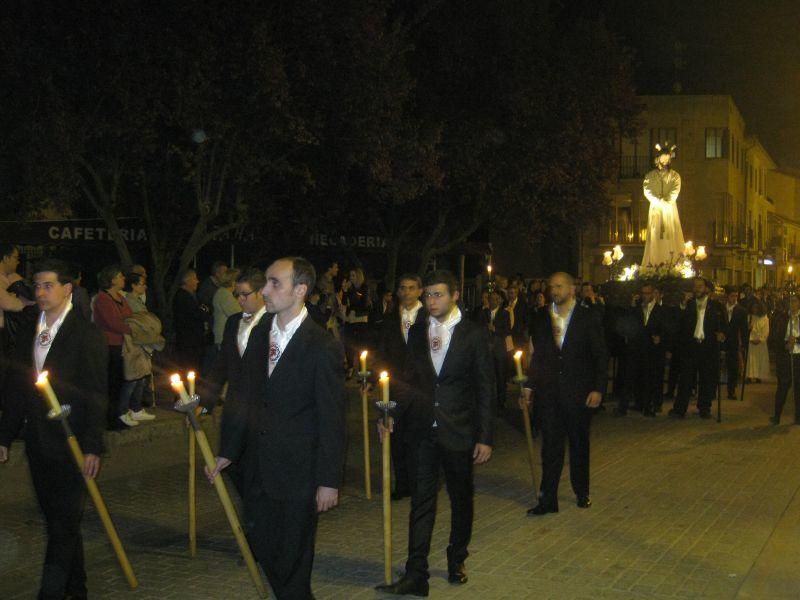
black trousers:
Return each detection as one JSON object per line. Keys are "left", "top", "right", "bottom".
{"left": 391, "top": 417, "right": 410, "bottom": 495}
{"left": 27, "top": 452, "right": 87, "bottom": 600}
{"left": 774, "top": 353, "right": 800, "bottom": 422}
{"left": 539, "top": 398, "right": 591, "bottom": 504}
{"left": 405, "top": 430, "right": 474, "bottom": 581}
{"left": 244, "top": 482, "right": 317, "bottom": 600}
{"left": 490, "top": 342, "right": 508, "bottom": 407}
{"left": 673, "top": 341, "right": 719, "bottom": 415}
{"left": 621, "top": 346, "right": 664, "bottom": 413}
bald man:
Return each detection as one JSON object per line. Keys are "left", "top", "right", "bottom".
{"left": 522, "top": 272, "right": 608, "bottom": 514}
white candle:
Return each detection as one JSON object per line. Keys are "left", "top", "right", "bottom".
{"left": 170, "top": 374, "right": 190, "bottom": 403}
{"left": 379, "top": 371, "right": 390, "bottom": 403}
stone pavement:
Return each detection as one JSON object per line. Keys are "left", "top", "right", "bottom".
{"left": 2, "top": 380, "right": 800, "bottom": 599}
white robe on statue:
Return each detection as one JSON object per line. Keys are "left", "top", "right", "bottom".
{"left": 746, "top": 314, "right": 770, "bottom": 380}
{"left": 641, "top": 167, "right": 685, "bottom": 267}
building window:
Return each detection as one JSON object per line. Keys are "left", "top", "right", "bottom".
{"left": 705, "top": 128, "right": 728, "bottom": 158}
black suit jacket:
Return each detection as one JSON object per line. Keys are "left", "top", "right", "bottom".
{"left": 628, "top": 302, "right": 666, "bottom": 353}
{"left": 507, "top": 299, "right": 528, "bottom": 346}
{"left": 479, "top": 307, "right": 511, "bottom": 347}
{"left": 527, "top": 304, "right": 608, "bottom": 404}
{"left": 722, "top": 304, "right": 749, "bottom": 353}
{"left": 173, "top": 288, "right": 209, "bottom": 350}
{"left": 220, "top": 313, "right": 346, "bottom": 500}
{"left": 402, "top": 315, "right": 495, "bottom": 451}
{"left": 377, "top": 305, "right": 427, "bottom": 374}
{"left": 677, "top": 297, "right": 725, "bottom": 352}
{"left": 0, "top": 310, "right": 108, "bottom": 459}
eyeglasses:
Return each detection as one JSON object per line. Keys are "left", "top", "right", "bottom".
{"left": 235, "top": 290, "right": 257, "bottom": 299}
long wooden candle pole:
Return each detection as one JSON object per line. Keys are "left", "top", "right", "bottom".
{"left": 187, "top": 372, "right": 197, "bottom": 557}
{"left": 377, "top": 371, "right": 394, "bottom": 585}
{"left": 513, "top": 352, "right": 537, "bottom": 489}
{"left": 358, "top": 351, "right": 372, "bottom": 500}
{"left": 171, "top": 375, "right": 267, "bottom": 599}
{"left": 35, "top": 373, "right": 139, "bottom": 590}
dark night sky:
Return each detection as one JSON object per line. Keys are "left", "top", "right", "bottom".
{"left": 603, "top": 0, "right": 800, "bottom": 168}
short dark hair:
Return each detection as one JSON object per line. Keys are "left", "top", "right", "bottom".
{"left": 423, "top": 270, "right": 459, "bottom": 295}
{"left": 125, "top": 271, "right": 145, "bottom": 291}
{"left": 33, "top": 258, "right": 75, "bottom": 285}
{"left": 210, "top": 260, "right": 227, "bottom": 274}
{"left": 237, "top": 267, "right": 266, "bottom": 292}
{"left": 97, "top": 264, "right": 123, "bottom": 291}
{"left": 397, "top": 273, "right": 422, "bottom": 288}
{"left": 0, "top": 243, "right": 19, "bottom": 260}
{"left": 281, "top": 256, "right": 316, "bottom": 293}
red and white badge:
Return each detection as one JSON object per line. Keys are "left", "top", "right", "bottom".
{"left": 269, "top": 342, "right": 281, "bottom": 363}
{"left": 38, "top": 330, "right": 53, "bottom": 347}
{"left": 430, "top": 336, "right": 442, "bottom": 352}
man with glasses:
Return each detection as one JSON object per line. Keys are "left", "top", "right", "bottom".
{"left": 377, "top": 270, "right": 494, "bottom": 596}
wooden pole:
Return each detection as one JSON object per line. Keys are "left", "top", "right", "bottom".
{"left": 188, "top": 427, "right": 197, "bottom": 557}
{"left": 514, "top": 372, "right": 538, "bottom": 490}
{"left": 361, "top": 380, "right": 372, "bottom": 500}
{"left": 381, "top": 427, "right": 392, "bottom": 584}
{"left": 190, "top": 421, "right": 268, "bottom": 598}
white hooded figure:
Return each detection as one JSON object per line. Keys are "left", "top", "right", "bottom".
{"left": 641, "top": 142, "right": 685, "bottom": 267}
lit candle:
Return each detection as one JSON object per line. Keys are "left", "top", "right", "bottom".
{"left": 35, "top": 371, "right": 61, "bottom": 414}
{"left": 186, "top": 371, "right": 196, "bottom": 397}
{"left": 602, "top": 251, "right": 613, "bottom": 266}
{"left": 513, "top": 350, "right": 524, "bottom": 379}
{"left": 170, "top": 373, "right": 190, "bottom": 404}
{"left": 684, "top": 241, "right": 695, "bottom": 257}
{"left": 379, "top": 371, "right": 390, "bottom": 403}
{"left": 360, "top": 350, "right": 368, "bottom": 374}
{"left": 612, "top": 245, "right": 624, "bottom": 261}
{"left": 696, "top": 246, "right": 707, "bottom": 261}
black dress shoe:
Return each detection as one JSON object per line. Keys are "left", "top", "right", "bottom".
{"left": 527, "top": 502, "right": 558, "bottom": 516}
{"left": 576, "top": 496, "right": 592, "bottom": 508}
{"left": 447, "top": 563, "right": 468, "bottom": 585}
{"left": 769, "top": 416, "right": 780, "bottom": 425}
{"left": 699, "top": 410, "right": 711, "bottom": 419}
{"left": 727, "top": 394, "right": 737, "bottom": 400}
{"left": 375, "top": 576, "right": 429, "bottom": 596}
{"left": 391, "top": 490, "right": 410, "bottom": 501}
{"left": 668, "top": 409, "right": 685, "bottom": 419}
{"left": 643, "top": 409, "right": 656, "bottom": 417}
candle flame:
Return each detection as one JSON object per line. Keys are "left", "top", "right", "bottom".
{"left": 379, "top": 370, "right": 389, "bottom": 380}
{"left": 360, "top": 350, "right": 368, "bottom": 359}
{"left": 187, "top": 371, "right": 196, "bottom": 379}
{"left": 170, "top": 373, "right": 182, "bottom": 385}
{"left": 36, "top": 371, "right": 49, "bottom": 384}
{"left": 514, "top": 350, "right": 523, "bottom": 360}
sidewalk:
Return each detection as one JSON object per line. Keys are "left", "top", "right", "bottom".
{"left": 1, "top": 381, "right": 799, "bottom": 599}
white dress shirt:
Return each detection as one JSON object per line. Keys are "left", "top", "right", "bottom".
{"left": 785, "top": 311, "right": 800, "bottom": 354}
{"left": 643, "top": 300, "right": 655, "bottom": 326}
{"left": 400, "top": 301, "right": 422, "bottom": 343}
{"left": 428, "top": 306, "right": 462, "bottom": 376}
{"left": 34, "top": 302, "right": 73, "bottom": 375}
{"left": 550, "top": 301, "right": 576, "bottom": 349}
{"left": 694, "top": 297, "right": 708, "bottom": 341}
{"left": 237, "top": 305, "right": 267, "bottom": 357}
{"left": 268, "top": 306, "right": 308, "bottom": 376}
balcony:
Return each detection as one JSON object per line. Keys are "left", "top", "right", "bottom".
{"left": 605, "top": 222, "right": 647, "bottom": 244}
{"left": 618, "top": 156, "right": 652, "bottom": 180}
{"left": 712, "top": 221, "right": 746, "bottom": 247}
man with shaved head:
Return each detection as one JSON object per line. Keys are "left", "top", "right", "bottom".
{"left": 522, "top": 272, "right": 608, "bottom": 515}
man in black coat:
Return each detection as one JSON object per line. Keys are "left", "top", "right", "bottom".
{"left": 377, "top": 270, "right": 494, "bottom": 596}
{"left": 201, "top": 268, "right": 268, "bottom": 495}
{"left": 209, "top": 257, "right": 345, "bottom": 600}
{"left": 524, "top": 272, "right": 607, "bottom": 515}
{"left": 768, "top": 296, "right": 800, "bottom": 425}
{"left": 376, "top": 273, "right": 425, "bottom": 500}
{"left": 172, "top": 268, "right": 211, "bottom": 372}
{"left": 721, "top": 286, "right": 749, "bottom": 400}
{"left": 617, "top": 283, "right": 666, "bottom": 416}
{"left": 480, "top": 289, "right": 512, "bottom": 409}
{"left": 669, "top": 277, "right": 725, "bottom": 419}
{"left": 0, "top": 258, "right": 108, "bottom": 600}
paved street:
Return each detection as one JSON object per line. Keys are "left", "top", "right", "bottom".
{"left": 2, "top": 380, "right": 800, "bottom": 599}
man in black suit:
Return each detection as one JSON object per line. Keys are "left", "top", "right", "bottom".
{"left": 201, "top": 268, "right": 268, "bottom": 495}
{"left": 617, "top": 283, "right": 665, "bottom": 417}
{"left": 506, "top": 284, "right": 528, "bottom": 352}
{"left": 721, "top": 286, "right": 748, "bottom": 400}
{"left": 523, "top": 272, "right": 607, "bottom": 515}
{"left": 768, "top": 295, "right": 800, "bottom": 425}
{"left": 173, "top": 268, "right": 211, "bottom": 372}
{"left": 377, "top": 273, "right": 425, "bottom": 501}
{"left": 480, "top": 289, "right": 512, "bottom": 409}
{"left": 0, "top": 258, "right": 108, "bottom": 600}
{"left": 208, "top": 257, "right": 345, "bottom": 600}
{"left": 377, "top": 270, "right": 494, "bottom": 596}
{"left": 669, "top": 277, "right": 725, "bottom": 419}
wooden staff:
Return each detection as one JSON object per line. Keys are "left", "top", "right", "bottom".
{"left": 358, "top": 351, "right": 372, "bottom": 499}
{"left": 187, "top": 372, "right": 198, "bottom": 557}
{"left": 513, "top": 351, "right": 537, "bottom": 489}
{"left": 171, "top": 375, "right": 268, "bottom": 599}
{"left": 377, "top": 371, "right": 394, "bottom": 585}
{"left": 35, "top": 373, "right": 139, "bottom": 590}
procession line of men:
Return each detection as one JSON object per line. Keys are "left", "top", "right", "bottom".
{"left": 0, "top": 260, "right": 609, "bottom": 600}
